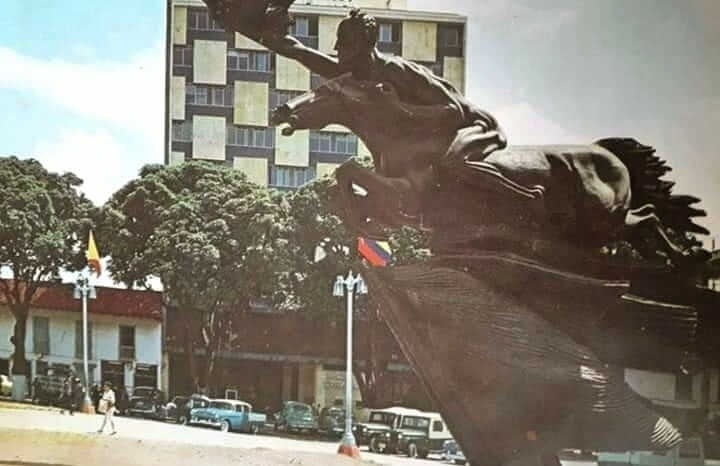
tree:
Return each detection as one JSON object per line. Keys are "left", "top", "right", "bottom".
{"left": 100, "top": 162, "right": 289, "bottom": 391}
{"left": 286, "top": 175, "right": 430, "bottom": 407}
{"left": 0, "top": 157, "right": 94, "bottom": 379}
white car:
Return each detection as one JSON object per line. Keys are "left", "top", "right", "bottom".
{"left": 0, "top": 374, "right": 12, "bottom": 396}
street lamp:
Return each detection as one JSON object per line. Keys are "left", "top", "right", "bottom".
{"left": 333, "top": 271, "right": 367, "bottom": 459}
{"left": 73, "top": 273, "right": 97, "bottom": 414}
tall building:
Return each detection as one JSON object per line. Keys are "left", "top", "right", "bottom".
{"left": 165, "top": 0, "right": 467, "bottom": 189}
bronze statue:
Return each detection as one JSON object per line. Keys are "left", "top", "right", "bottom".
{"left": 206, "top": 3, "right": 718, "bottom": 466}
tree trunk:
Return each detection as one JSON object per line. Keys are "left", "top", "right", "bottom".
{"left": 11, "top": 306, "right": 29, "bottom": 376}
{"left": 353, "top": 307, "right": 390, "bottom": 408}
{"left": 183, "top": 320, "right": 200, "bottom": 393}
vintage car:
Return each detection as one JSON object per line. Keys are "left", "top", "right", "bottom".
{"left": 352, "top": 406, "right": 424, "bottom": 453}
{"left": 1, "top": 374, "right": 12, "bottom": 397}
{"left": 188, "top": 398, "right": 267, "bottom": 433}
{"left": 597, "top": 437, "right": 705, "bottom": 466}
{"left": 160, "top": 395, "right": 189, "bottom": 422}
{"left": 319, "top": 406, "right": 353, "bottom": 438}
{"left": 388, "top": 411, "right": 454, "bottom": 459}
{"left": 273, "top": 401, "right": 319, "bottom": 434}
{"left": 127, "top": 386, "right": 166, "bottom": 419}
{"left": 443, "top": 439, "right": 468, "bottom": 465}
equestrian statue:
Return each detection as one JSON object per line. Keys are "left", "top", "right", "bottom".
{"left": 204, "top": 2, "right": 719, "bottom": 466}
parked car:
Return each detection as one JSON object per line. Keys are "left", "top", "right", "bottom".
{"left": 187, "top": 399, "right": 267, "bottom": 433}
{"left": 127, "top": 386, "right": 165, "bottom": 419}
{"left": 319, "top": 406, "right": 350, "bottom": 438}
{"left": 273, "top": 401, "right": 319, "bottom": 434}
{"left": 0, "top": 374, "right": 11, "bottom": 396}
{"left": 388, "top": 411, "right": 454, "bottom": 459}
{"left": 160, "top": 395, "right": 189, "bottom": 422}
{"left": 353, "top": 406, "right": 424, "bottom": 453}
{"left": 172, "top": 394, "right": 210, "bottom": 424}
{"left": 597, "top": 437, "right": 704, "bottom": 466}
{"left": 443, "top": 439, "right": 467, "bottom": 465}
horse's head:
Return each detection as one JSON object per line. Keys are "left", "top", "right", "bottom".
{"left": 270, "top": 73, "right": 402, "bottom": 136}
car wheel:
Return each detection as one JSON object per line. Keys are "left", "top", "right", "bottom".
{"left": 418, "top": 448, "right": 429, "bottom": 459}
{"left": 454, "top": 460, "right": 467, "bottom": 465}
{"left": 220, "top": 420, "right": 231, "bottom": 433}
{"left": 407, "top": 442, "right": 418, "bottom": 458}
{"left": 369, "top": 436, "right": 387, "bottom": 454}
{"left": 250, "top": 424, "right": 259, "bottom": 435}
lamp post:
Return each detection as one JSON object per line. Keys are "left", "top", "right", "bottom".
{"left": 73, "top": 273, "right": 97, "bottom": 414}
{"left": 333, "top": 271, "right": 367, "bottom": 459}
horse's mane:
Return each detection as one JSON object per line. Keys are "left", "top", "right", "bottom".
{"left": 595, "top": 138, "right": 708, "bottom": 236}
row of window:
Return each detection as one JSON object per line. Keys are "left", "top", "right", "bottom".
{"left": 270, "top": 165, "right": 316, "bottom": 188}
{"left": 173, "top": 121, "right": 358, "bottom": 155}
{"left": 184, "top": 9, "right": 462, "bottom": 49}
{"left": 175, "top": 47, "right": 274, "bottom": 73}
{"left": 186, "top": 84, "right": 234, "bottom": 107}
{"left": 32, "top": 316, "right": 136, "bottom": 360}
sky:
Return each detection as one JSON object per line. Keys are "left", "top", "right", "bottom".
{"left": 0, "top": 0, "right": 718, "bottom": 257}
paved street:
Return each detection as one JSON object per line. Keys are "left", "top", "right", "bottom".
{"left": 0, "top": 404, "right": 444, "bottom": 465}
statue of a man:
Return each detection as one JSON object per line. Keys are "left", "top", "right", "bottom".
{"left": 263, "top": 9, "right": 546, "bottom": 203}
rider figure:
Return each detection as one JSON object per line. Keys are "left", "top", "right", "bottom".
{"left": 263, "top": 9, "right": 545, "bottom": 204}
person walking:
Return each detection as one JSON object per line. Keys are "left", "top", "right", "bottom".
{"left": 97, "top": 382, "right": 117, "bottom": 435}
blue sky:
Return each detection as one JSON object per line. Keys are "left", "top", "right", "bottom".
{"left": 0, "top": 0, "right": 718, "bottom": 249}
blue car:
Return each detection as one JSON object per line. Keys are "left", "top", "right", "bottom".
{"left": 188, "top": 399, "right": 267, "bottom": 433}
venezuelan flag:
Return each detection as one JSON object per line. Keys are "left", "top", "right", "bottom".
{"left": 357, "top": 237, "right": 392, "bottom": 267}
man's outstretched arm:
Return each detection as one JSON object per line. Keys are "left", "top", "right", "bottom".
{"left": 263, "top": 35, "right": 342, "bottom": 79}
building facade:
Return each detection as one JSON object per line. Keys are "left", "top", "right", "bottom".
{"left": 165, "top": 0, "right": 467, "bottom": 188}
{"left": 0, "top": 282, "right": 164, "bottom": 393}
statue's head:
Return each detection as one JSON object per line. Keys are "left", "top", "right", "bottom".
{"left": 335, "top": 9, "right": 377, "bottom": 72}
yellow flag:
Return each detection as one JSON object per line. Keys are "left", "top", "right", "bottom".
{"left": 86, "top": 230, "right": 101, "bottom": 277}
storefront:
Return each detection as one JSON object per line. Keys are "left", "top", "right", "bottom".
{"left": 101, "top": 360, "right": 125, "bottom": 389}
{"left": 134, "top": 363, "right": 158, "bottom": 388}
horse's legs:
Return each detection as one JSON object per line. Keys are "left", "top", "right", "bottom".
{"left": 441, "top": 127, "right": 546, "bottom": 202}
{"left": 334, "top": 160, "right": 420, "bottom": 235}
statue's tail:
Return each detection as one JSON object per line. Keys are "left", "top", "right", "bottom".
{"left": 594, "top": 138, "right": 709, "bottom": 236}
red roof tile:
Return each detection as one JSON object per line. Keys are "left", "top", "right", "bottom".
{"left": 0, "top": 280, "right": 162, "bottom": 321}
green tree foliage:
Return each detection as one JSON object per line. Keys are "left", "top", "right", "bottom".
{"left": 286, "top": 174, "right": 430, "bottom": 406}
{"left": 0, "top": 157, "right": 94, "bottom": 375}
{"left": 100, "top": 162, "right": 290, "bottom": 390}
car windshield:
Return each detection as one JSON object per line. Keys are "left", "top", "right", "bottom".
{"left": 401, "top": 416, "right": 431, "bottom": 431}
{"left": 133, "top": 387, "right": 154, "bottom": 397}
{"left": 369, "top": 412, "right": 396, "bottom": 425}
{"left": 210, "top": 401, "right": 233, "bottom": 410}
{"left": 289, "top": 404, "right": 312, "bottom": 415}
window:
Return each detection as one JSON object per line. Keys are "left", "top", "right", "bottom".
{"left": 227, "top": 126, "right": 274, "bottom": 148}
{"left": 186, "top": 84, "right": 233, "bottom": 107}
{"left": 33, "top": 316, "right": 49, "bottom": 354}
{"left": 227, "top": 51, "right": 272, "bottom": 72}
{"left": 188, "top": 10, "right": 224, "bottom": 31}
{"left": 270, "top": 166, "right": 316, "bottom": 188}
{"left": 432, "top": 420, "right": 444, "bottom": 432}
{"left": 439, "top": 25, "right": 462, "bottom": 47}
{"left": 172, "top": 121, "right": 193, "bottom": 142}
{"left": 173, "top": 46, "right": 193, "bottom": 67}
{"left": 75, "top": 320, "right": 93, "bottom": 360}
{"left": 269, "top": 90, "right": 304, "bottom": 109}
{"left": 378, "top": 23, "right": 400, "bottom": 44}
{"left": 675, "top": 374, "right": 693, "bottom": 401}
{"left": 290, "top": 16, "right": 318, "bottom": 37}
{"left": 310, "top": 132, "right": 358, "bottom": 155}
{"left": 119, "top": 325, "right": 135, "bottom": 360}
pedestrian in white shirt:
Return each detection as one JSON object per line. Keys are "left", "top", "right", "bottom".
{"left": 97, "top": 382, "right": 117, "bottom": 435}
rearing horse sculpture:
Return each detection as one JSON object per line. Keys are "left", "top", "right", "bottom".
{"left": 270, "top": 74, "right": 714, "bottom": 466}
{"left": 272, "top": 74, "right": 708, "bottom": 265}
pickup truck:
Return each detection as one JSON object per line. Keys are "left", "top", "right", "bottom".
{"left": 597, "top": 437, "right": 704, "bottom": 466}
{"left": 188, "top": 398, "right": 267, "bottom": 434}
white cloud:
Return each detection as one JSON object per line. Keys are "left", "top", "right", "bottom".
{"left": 0, "top": 43, "right": 164, "bottom": 142}
{"left": 32, "top": 127, "right": 151, "bottom": 206}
